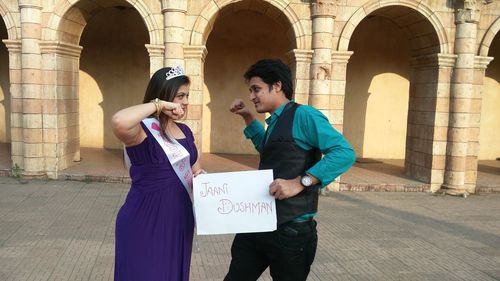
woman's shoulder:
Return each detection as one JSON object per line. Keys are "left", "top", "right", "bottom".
{"left": 176, "top": 122, "right": 194, "bottom": 138}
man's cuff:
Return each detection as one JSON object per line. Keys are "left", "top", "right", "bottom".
{"left": 306, "top": 169, "right": 326, "bottom": 188}
{"left": 243, "top": 120, "right": 264, "bottom": 139}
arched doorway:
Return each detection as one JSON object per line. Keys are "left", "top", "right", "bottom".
{"left": 78, "top": 4, "right": 149, "bottom": 151}
{"left": 203, "top": 0, "right": 295, "bottom": 155}
{"left": 344, "top": 15, "right": 410, "bottom": 159}
{"left": 44, "top": 0, "right": 155, "bottom": 176}
{"left": 479, "top": 34, "right": 500, "bottom": 160}
{"left": 477, "top": 32, "right": 500, "bottom": 188}
{"left": 0, "top": 18, "right": 10, "bottom": 171}
{"left": 344, "top": 5, "right": 442, "bottom": 184}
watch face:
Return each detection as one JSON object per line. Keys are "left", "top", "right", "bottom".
{"left": 301, "top": 175, "right": 312, "bottom": 187}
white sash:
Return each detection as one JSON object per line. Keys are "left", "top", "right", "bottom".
{"left": 124, "top": 118, "right": 193, "bottom": 201}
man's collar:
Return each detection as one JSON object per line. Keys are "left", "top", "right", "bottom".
{"left": 265, "top": 101, "right": 292, "bottom": 125}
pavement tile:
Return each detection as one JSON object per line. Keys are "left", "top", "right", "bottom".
{"left": 0, "top": 179, "right": 499, "bottom": 280}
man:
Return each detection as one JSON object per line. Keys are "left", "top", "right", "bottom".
{"left": 226, "top": 59, "right": 355, "bottom": 281}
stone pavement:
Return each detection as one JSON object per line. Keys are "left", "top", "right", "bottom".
{"left": 1, "top": 177, "right": 500, "bottom": 281}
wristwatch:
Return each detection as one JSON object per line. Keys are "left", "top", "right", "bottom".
{"left": 300, "top": 174, "right": 313, "bottom": 187}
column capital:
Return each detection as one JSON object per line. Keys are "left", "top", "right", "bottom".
{"left": 145, "top": 44, "right": 165, "bottom": 57}
{"left": 474, "top": 55, "right": 494, "bottom": 69}
{"left": 331, "top": 50, "right": 353, "bottom": 64}
{"left": 161, "top": 0, "right": 187, "bottom": 14}
{"left": 39, "top": 41, "right": 82, "bottom": 57}
{"left": 311, "top": 0, "right": 337, "bottom": 19}
{"left": 2, "top": 39, "right": 21, "bottom": 53}
{"left": 410, "top": 53, "right": 457, "bottom": 68}
{"left": 18, "top": 1, "right": 42, "bottom": 10}
{"left": 287, "top": 49, "right": 313, "bottom": 63}
{"left": 184, "top": 45, "right": 208, "bottom": 61}
{"left": 454, "top": 0, "right": 490, "bottom": 23}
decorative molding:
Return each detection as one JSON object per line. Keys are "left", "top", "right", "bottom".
{"left": 287, "top": 49, "right": 314, "bottom": 63}
{"left": 161, "top": 0, "right": 187, "bottom": 14}
{"left": 39, "top": 41, "right": 83, "bottom": 57}
{"left": 410, "top": 53, "right": 457, "bottom": 68}
{"left": 2, "top": 39, "right": 21, "bottom": 53}
{"left": 311, "top": 0, "right": 336, "bottom": 18}
{"left": 162, "top": 8, "right": 187, "bottom": 14}
{"left": 474, "top": 56, "right": 494, "bottom": 69}
{"left": 331, "top": 51, "right": 354, "bottom": 64}
{"left": 455, "top": 0, "right": 481, "bottom": 23}
{"left": 184, "top": 45, "right": 208, "bottom": 61}
{"left": 145, "top": 44, "right": 165, "bottom": 57}
{"left": 19, "top": 4, "right": 42, "bottom": 10}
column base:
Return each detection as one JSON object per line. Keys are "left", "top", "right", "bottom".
{"left": 439, "top": 184, "right": 474, "bottom": 198}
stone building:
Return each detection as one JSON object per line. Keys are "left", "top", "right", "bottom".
{"left": 0, "top": 0, "right": 498, "bottom": 194}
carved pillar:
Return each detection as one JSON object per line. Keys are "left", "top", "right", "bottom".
{"left": 162, "top": 0, "right": 187, "bottom": 68}
{"left": 286, "top": 49, "right": 313, "bottom": 104}
{"left": 309, "top": 1, "right": 335, "bottom": 117}
{"left": 184, "top": 45, "right": 207, "bottom": 149}
{"left": 19, "top": 1, "right": 44, "bottom": 177}
{"left": 2, "top": 40, "right": 22, "bottom": 169}
{"left": 330, "top": 51, "right": 353, "bottom": 133}
{"left": 39, "top": 41, "right": 83, "bottom": 178}
{"left": 464, "top": 56, "right": 493, "bottom": 191}
{"left": 407, "top": 53, "right": 456, "bottom": 192}
{"left": 327, "top": 51, "right": 353, "bottom": 192}
{"left": 442, "top": 0, "right": 483, "bottom": 194}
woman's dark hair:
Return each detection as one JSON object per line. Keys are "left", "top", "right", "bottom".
{"left": 143, "top": 67, "right": 190, "bottom": 139}
{"left": 243, "top": 59, "right": 293, "bottom": 100}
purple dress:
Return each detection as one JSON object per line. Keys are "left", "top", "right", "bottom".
{"left": 115, "top": 122, "right": 197, "bottom": 281}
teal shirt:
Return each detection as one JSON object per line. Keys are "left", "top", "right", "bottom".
{"left": 243, "top": 102, "right": 356, "bottom": 220}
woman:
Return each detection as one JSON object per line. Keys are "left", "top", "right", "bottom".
{"left": 112, "top": 66, "right": 204, "bottom": 281}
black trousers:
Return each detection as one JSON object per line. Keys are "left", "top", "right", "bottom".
{"left": 224, "top": 219, "right": 318, "bottom": 281}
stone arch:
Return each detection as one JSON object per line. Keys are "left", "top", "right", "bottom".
{"left": 338, "top": 0, "right": 451, "bottom": 54}
{"left": 479, "top": 16, "right": 500, "bottom": 56}
{"left": 0, "top": 2, "right": 19, "bottom": 40}
{"left": 189, "top": 0, "right": 307, "bottom": 49}
{"left": 43, "top": 0, "right": 161, "bottom": 45}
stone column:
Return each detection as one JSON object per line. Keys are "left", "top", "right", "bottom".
{"left": 309, "top": 0, "right": 335, "bottom": 117}
{"left": 146, "top": 44, "right": 166, "bottom": 76}
{"left": 184, "top": 45, "right": 207, "bottom": 149}
{"left": 19, "top": 1, "right": 44, "bottom": 177}
{"left": 442, "top": 0, "right": 482, "bottom": 194}
{"left": 39, "top": 41, "right": 83, "bottom": 178}
{"left": 2, "top": 40, "right": 22, "bottom": 169}
{"left": 465, "top": 55, "right": 493, "bottom": 191}
{"left": 407, "top": 53, "right": 456, "bottom": 192}
{"left": 286, "top": 49, "right": 313, "bottom": 105}
{"left": 162, "top": 0, "right": 187, "bottom": 68}
{"left": 329, "top": 51, "right": 353, "bottom": 192}
{"left": 330, "top": 51, "right": 353, "bottom": 133}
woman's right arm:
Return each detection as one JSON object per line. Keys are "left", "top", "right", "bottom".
{"left": 111, "top": 101, "right": 183, "bottom": 146}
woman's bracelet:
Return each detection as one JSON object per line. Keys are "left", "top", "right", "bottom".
{"left": 150, "top": 98, "right": 161, "bottom": 117}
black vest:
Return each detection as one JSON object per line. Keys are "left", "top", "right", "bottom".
{"left": 259, "top": 102, "right": 321, "bottom": 225}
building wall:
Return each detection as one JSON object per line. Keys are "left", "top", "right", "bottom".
{"left": 0, "top": 20, "right": 8, "bottom": 143}
{"left": 0, "top": 0, "right": 497, "bottom": 188}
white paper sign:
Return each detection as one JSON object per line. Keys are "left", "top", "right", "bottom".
{"left": 193, "top": 169, "right": 276, "bottom": 235}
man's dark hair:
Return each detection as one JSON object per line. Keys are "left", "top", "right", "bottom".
{"left": 244, "top": 59, "right": 293, "bottom": 100}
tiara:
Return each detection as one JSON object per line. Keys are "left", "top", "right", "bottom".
{"left": 165, "top": 65, "right": 185, "bottom": 80}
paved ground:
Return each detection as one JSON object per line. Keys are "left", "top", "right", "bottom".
{"left": 1, "top": 145, "right": 499, "bottom": 192}
{"left": 1, "top": 177, "right": 500, "bottom": 281}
